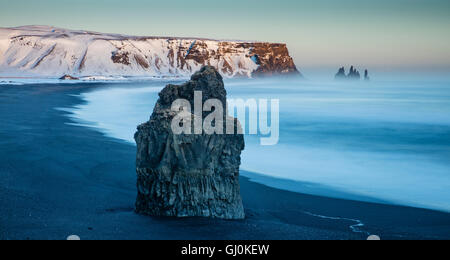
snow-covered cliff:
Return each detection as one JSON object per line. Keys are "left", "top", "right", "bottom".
{"left": 0, "top": 26, "right": 300, "bottom": 78}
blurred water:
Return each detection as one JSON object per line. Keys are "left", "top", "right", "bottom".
{"left": 65, "top": 78, "right": 450, "bottom": 212}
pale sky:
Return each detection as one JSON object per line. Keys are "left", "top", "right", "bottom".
{"left": 1, "top": 0, "right": 449, "bottom": 73}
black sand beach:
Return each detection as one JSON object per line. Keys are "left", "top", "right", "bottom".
{"left": 0, "top": 83, "right": 449, "bottom": 240}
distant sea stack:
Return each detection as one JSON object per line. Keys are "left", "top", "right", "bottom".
{"left": 134, "top": 66, "right": 245, "bottom": 219}
{"left": 347, "top": 66, "right": 361, "bottom": 79}
{"left": 364, "top": 69, "right": 370, "bottom": 81}
{"left": 335, "top": 67, "right": 347, "bottom": 80}
{"left": 335, "top": 66, "right": 369, "bottom": 81}
{"left": 0, "top": 26, "right": 300, "bottom": 78}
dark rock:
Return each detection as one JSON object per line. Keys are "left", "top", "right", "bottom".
{"left": 364, "top": 69, "right": 370, "bottom": 81}
{"left": 335, "top": 67, "right": 347, "bottom": 80}
{"left": 59, "top": 74, "right": 79, "bottom": 80}
{"left": 334, "top": 66, "right": 362, "bottom": 80}
{"left": 134, "top": 66, "right": 245, "bottom": 219}
{"left": 111, "top": 50, "right": 131, "bottom": 65}
{"left": 347, "top": 66, "right": 361, "bottom": 79}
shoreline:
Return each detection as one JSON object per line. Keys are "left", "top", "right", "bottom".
{"left": 0, "top": 83, "right": 449, "bottom": 240}
{"left": 0, "top": 76, "right": 189, "bottom": 86}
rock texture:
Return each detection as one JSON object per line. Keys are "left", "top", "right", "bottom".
{"left": 246, "top": 43, "right": 300, "bottom": 77}
{"left": 0, "top": 26, "right": 300, "bottom": 78}
{"left": 134, "top": 66, "right": 245, "bottom": 219}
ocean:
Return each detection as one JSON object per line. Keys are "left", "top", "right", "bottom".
{"left": 63, "top": 78, "right": 450, "bottom": 212}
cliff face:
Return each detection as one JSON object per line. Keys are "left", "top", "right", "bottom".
{"left": 247, "top": 42, "right": 300, "bottom": 76}
{"left": 134, "top": 66, "right": 245, "bottom": 219}
{"left": 0, "top": 26, "right": 300, "bottom": 78}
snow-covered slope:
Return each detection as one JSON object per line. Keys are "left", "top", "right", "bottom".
{"left": 0, "top": 26, "right": 300, "bottom": 78}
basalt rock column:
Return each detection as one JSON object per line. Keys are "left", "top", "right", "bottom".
{"left": 134, "top": 66, "right": 245, "bottom": 219}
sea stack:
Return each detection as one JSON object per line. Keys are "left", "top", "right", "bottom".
{"left": 134, "top": 66, "right": 245, "bottom": 219}
{"left": 334, "top": 66, "right": 362, "bottom": 80}
{"left": 335, "top": 67, "right": 347, "bottom": 80}
{"left": 347, "top": 66, "right": 361, "bottom": 80}
{"left": 364, "top": 69, "right": 370, "bottom": 81}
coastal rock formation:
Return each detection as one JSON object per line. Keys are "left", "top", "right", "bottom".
{"left": 248, "top": 43, "right": 301, "bottom": 77}
{"left": 347, "top": 66, "right": 361, "bottom": 80}
{"left": 334, "top": 66, "right": 365, "bottom": 80}
{"left": 134, "top": 66, "right": 245, "bottom": 219}
{"left": 335, "top": 67, "right": 346, "bottom": 80}
{"left": 364, "top": 69, "right": 370, "bottom": 81}
{"left": 0, "top": 26, "right": 300, "bottom": 78}
{"left": 59, "top": 74, "right": 79, "bottom": 80}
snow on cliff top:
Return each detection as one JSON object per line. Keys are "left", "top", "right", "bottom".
{"left": 0, "top": 25, "right": 266, "bottom": 43}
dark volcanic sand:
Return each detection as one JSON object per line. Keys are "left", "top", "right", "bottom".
{"left": 0, "top": 83, "right": 449, "bottom": 240}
